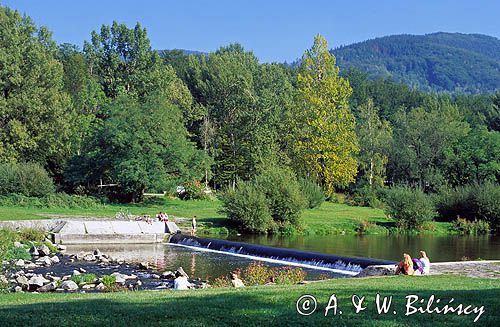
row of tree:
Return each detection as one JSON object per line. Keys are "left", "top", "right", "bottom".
{"left": 0, "top": 6, "right": 498, "bottom": 202}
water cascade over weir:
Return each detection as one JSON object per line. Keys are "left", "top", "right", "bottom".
{"left": 168, "top": 235, "right": 396, "bottom": 276}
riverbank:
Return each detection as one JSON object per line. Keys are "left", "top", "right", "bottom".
{"left": 0, "top": 275, "right": 498, "bottom": 326}
{"left": 0, "top": 199, "right": 454, "bottom": 236}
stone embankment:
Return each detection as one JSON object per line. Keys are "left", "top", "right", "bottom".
{"left": 357, "top": 260, "right": 500, "bottom": 279}
{"left": 0, "top": 220, "right": 180, "bottom": 244}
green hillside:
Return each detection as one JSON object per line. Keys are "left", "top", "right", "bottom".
{"left": 333, "top": 32, "right": 500, "bottom": 93}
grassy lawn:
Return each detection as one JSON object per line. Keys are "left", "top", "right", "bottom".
{"left": 0, "top": 275, "right": 497, "bottom": 326}
{"left": 0, "top": 200, "right": 452, "bottom": 234}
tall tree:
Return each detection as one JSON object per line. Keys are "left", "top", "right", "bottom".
{"left": 356, "top": 98, "right": 393, "bottom": 187}
{"left": 0, "top": 6, "right": 77, "bottom": 176}
{"left": 65, "top": 94, "right": 208, "bottom": 202}
{"left": 293, "top": 34, "right": 359, "bottom": 192}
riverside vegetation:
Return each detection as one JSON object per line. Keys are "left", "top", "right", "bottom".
{"left": 0, "top": 3, "right": 498, "bottom": 238}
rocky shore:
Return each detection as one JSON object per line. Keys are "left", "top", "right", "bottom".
{"left": 0, "top": 238, "right": 209, "bottom": 293}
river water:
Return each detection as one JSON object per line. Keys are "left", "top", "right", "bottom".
{"left": 65, "top": 234, "right": 498, "bottom": 282}
{"left": 217, "top": 234, "right": 500, "bottom": 262}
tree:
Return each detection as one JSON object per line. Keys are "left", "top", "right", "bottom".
{"left": 65, "top": 94, "right": 207, "bottom": 202}
{"left": 356, "top": 98, "right": 393, "bottom": 187}
{"left": 293, "top": 34, "right": 359, "bottom": 193}
{"left": 388, "top": 97, "right": 470, "bottom": 189}
{"left": 0, "top": 6, "right": 77, "bottom": 175}
{"left": 83, "top": 22, "right": 192, "bottom": 113}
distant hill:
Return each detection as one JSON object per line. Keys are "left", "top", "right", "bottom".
{"left": 332, "top": 32, "right": 500, "bottom": 93}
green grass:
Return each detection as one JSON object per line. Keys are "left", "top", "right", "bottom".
{"left": 0, "top": 199, "right": 453, "bottom": 235}
{"left": 0, "top": 275, "right": 498, "bottom": 326}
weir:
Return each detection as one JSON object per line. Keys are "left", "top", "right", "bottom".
{"left": 168, "top": 234, "right": 396, "bottom": 275}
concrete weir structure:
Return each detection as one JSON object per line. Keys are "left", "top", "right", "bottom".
{"left": 0, "top": 220, "right": 180, "bottom": 244}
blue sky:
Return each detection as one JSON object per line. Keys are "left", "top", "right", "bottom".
{"left": 3, "top": 0, "right": 499, "bottom": 63}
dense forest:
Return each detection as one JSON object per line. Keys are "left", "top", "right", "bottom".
{"left": 334, "top": 32, "right": 500, "bottom": 93}
{"left": 0, "top": 6, "right": 498, "bottom": 233}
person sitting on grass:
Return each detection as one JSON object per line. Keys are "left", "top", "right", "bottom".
{"left": 395, "top": 253, "right": 414, "bottom": 275}
{"left": 419, "top": 250, "right": 430, "bottom": 274}
{"left": 230, "top": 272, "right": 245, "bottom": 288}
{"left": 173, "top": 271, "right": 192, "bottom": 290}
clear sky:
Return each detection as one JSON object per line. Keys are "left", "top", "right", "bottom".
{"left": 2, "top": 0, "right": 499, "bottom": 63}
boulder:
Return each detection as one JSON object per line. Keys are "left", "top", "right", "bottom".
{"left": 16, "top": 275, "right": 29, "bottom": 287}
{"left": 355, "top": 265, "right": 397, "bottom": 278}
{"left": 0, "top": 275, "right": 8, "bottom": 284}
{"left": 60, "top": 280, "right": 78, "bottom": 291}
{"left": 36, "top": 244, "right": 50, "bottom": 257}
{"left": 95, "top": 283, "right": 105, "bottom": 291}
{"left": 57, "top": 244, "right": 67, "bottom": 251}
{"left": 28, "top": 275, "right": 49, "bottom": 289}
{"left": 50, "top": 256, "right": 60, "bottom": 264}
{"left": 14, "top": 286, "right": 23, "bottom": 293}
{"left": 82, "top": 284, "right": 95, "bottom": 289}
{"left": 93, "top": 249, "right": 102, "bottom": 257}
{"left": 72, "top": 270, "right": 81, "bottom": 276}
{"left": 47, "top": 276, "right": 61, "bottom": 282}
{"left": 151, "top": 274, "right": 160, "bottom": 279}
{"left": 36, "top": 257, "right": 52, "bottom": 266}
{"left": 38, "top": 282, "right": 57, "bottom": 292}
{"left": 111, "top": 273, "right": 126, "bottom": 284}
{"left": 82, "top": 253, "right": 95, "bottom": 261}
{"left": 29, "top": 246, "right": 39, "bottom": 256}
{"left": 139, "top": 262, "right": 149, "bottom": 270}
{"left": 79, "top": 268, "right": 87, "bottom": 273}
{"left": 161, "top": 271, "right": 175, "bottom": 279}
{"left": 15, "top": 259, "right": 25, "bottom": 268}
{"left": 13, "top": 241, "right": 23, "bottom": 248}
{"left": 100, "top": 257, "right": 109, "bottom": 264}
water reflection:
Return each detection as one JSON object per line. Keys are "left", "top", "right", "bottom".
{"left": 220, "top": 234, "right": 500, "bottom": 262}
{"left": 65, "top": 243, "right": 337, "bottom": 281}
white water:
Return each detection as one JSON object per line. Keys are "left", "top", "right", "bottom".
{"left": 168, "top": 242, "right": 360, "bottom": 276}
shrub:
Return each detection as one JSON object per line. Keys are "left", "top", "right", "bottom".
{"left": 220, "top": 182, "right": 272, "bottom": 233}
{"left": 383, "top": 187, "right": 436, "bottom": 230}
{"left": 0, "top": 193, "right": 104, "bottom": 209}
{"left": 101, "top": 275, "right": 117, "bottom": 287}
{"left": 72, "top": 274, "right": 97, "bottom": 285}
{"left": 240, "top": 262, "right": 306, "bottom": 286}
{"left": 211, "top": 275, "right": 232, "bottom": 288}
{"left": 18, "top": 228, "right": 46, "bottom": 243}
{"left": 452, "top": 218, "right": 490, "bottom": 235}
{"left": 4, "top": 246, "right": 31, "bottom": 261}
{"left": 255, "top": 165, "right": 306, "bottom": 227}
{"left": 348, "top": 186, "right": 383, "bottom": 208}
{"left": 435, "top": 183, "right": 499, "bottom": 232}
{"left": 299, "top": 178, "right": 324, "bottom": 209}
{"left": 178, "top": 180, "right": 210, "bottom": 200}
{"left": 0, "top": 162, "right": 55, "bottom": 197}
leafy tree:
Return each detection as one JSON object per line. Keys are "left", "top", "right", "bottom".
{"left": 356, "top": 98, "right": 393, "bottom": 187}
{"left": 65, "top": 94, "right": 207, "bottom": 202}
{"left": 388, "top": 97, "right": 470, "bottom": 190}
{"left": 0, "top": 6, "right": 77, "bottom": 174}
{"left": 83, "top": 22, "right": 192, "bottom": 113}
{"left": 293, "top": 34, "right": 359, "bottom": 193}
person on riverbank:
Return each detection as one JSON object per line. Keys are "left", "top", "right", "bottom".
{"left": 173, "top": 271, "right": 192, "bottom": 290}
{"left": 230, "top": 272, "right": 245, "bottom": 288}
{"left": 395, "top": 253, "right": 414, "bottom": 275}
{"left": 419, "top": 250, "right": 431, "bottom": 274}
{"left": 191, "top": 216, "right": 197, "bottom": 236}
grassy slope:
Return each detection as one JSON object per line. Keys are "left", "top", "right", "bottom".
{"left": 0, "top": 200, "right": 452, "bottom": 234}
{"left": 0, "top": 275, "right": 498, "bottom": 326}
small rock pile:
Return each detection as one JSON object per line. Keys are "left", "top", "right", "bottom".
{"left": 1, "top": 238, "right": 209, "bottom": 293}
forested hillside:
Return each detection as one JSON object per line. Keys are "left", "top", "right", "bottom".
{"left": 333, "top": 32, "right": 500, "bottom": 93}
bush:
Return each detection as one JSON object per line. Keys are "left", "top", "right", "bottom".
{"left": 348, "top": 186, "right": 384, "bottom": 208}
{"left": 299, "top": 178, "right": 324, "bottom": 209}
{"left": 435, "top": 183, "right": 499, "bottom": 232}
{"left": 0, "top": 162, "right": 55, "bottom": 197}
{"left": 240, "top": 262, "right": 306, "bottom": 286}
{"left": 255, "top": 165, "right": 306, "bottom": 227}
{"left": 177, "top": 180, "right": 212, "bottom": 200}
{"left": 18, "top": 228, "right": 46, "bottom": 243}
{"left": 0, "top": 193, "right": 104, "bottom": 209}
{"left": 220, "top": 182, "right": 272, "bottom": 233}
{"left": 383, "top": 187, "right": 437, "bottom": 230}
{"left": 72, "top": 274, "right": 97, "bottom": 285}
{"left": 452, "top": 218, "right": 490, "bottom": 235}
{"left": 101, "top": 275, "right": 117, "bottom": 287}
{"left": 4, "top": 246, "right": 31, "bottom": 261}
